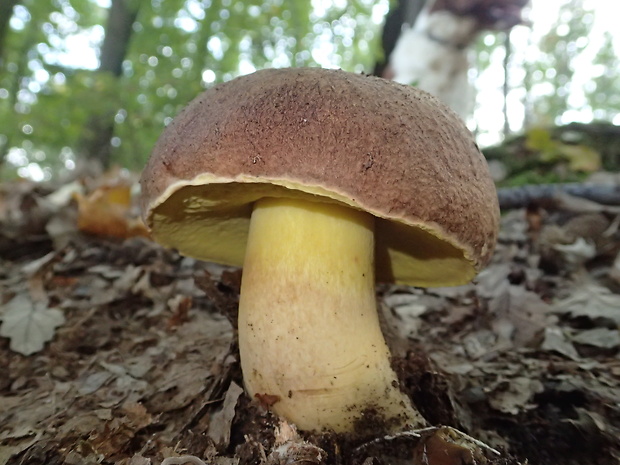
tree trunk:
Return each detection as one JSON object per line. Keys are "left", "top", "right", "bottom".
{"left": 78, "top": 0, "right": 140, "bottom": 169}
{"left": 373, "top": 0, "right": 427, "bottom": 78}
{"left": 503, "top": 30, "right": 512, "bottom": 138}
{"left": 376, "top": 0, "right": 527, "bottom": 119}
{"left": 99, "top": 0, "right": 139, "bottom": 76}
{"left": 0, "top": 0, "right": 28, "bottom": 171}
{"left": 0, "top": 0, "right": 20, "bottom": 69}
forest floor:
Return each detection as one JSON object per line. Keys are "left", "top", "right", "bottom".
{"left": 1, "top": 171, "right": 619, "bottom": 465}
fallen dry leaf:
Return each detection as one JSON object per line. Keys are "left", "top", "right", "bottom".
{"left": 570, "top": 328, "right": 620, "bottom": 349}
{"left": 74, "top": 183, "right": 149, "bottom": 239}
{"left": 541, "top": 327, "right": 580, "bottom": 360}
{"left": 488, "top": 377, "right": 544, "bottom": 415}
{"left": 0, "top": 294, "right": 65, "bottom": 355}
{"left": 209, "top": 381, "right": 244, "bottom": 449}
{"left": 554, "top": 284, "right": 620, "bottom": 324}
{"left": 611, "top": 251, "right": 620, "bottom": 285}
{"left": 488, "top": 282, "right": 551, "bottom": 348}
{"left": 0, "top": 430, "right": 43, "bottom": 465}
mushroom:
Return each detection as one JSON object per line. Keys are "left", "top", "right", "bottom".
{"left": 140, "top": 68, "right": 499, "bottom": 433}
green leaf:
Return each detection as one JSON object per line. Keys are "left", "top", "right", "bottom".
{"left": 559, "top": 144, "right": 601, "bottom": 172}
{"left": 525, "top": 127, "right": 556, "bottom": 153}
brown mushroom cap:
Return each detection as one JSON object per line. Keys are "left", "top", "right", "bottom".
{"left": 140, "top": 68, "right": 500, "bottom": 287}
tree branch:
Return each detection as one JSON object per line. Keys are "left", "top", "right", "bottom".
{"left": 497, "top": 183, "right": 620, "bottom": 210}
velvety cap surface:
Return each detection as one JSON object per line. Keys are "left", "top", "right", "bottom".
{"left": 140, "top": 67, "right": 500, "bottom": 286}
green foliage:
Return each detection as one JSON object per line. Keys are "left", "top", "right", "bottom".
{"left": 1, "top": 0, "right": 618, "bottom": 180}
{"left": 522, "top": 0, "right": 594, "bottom": 126}
{"left": 500, "top": 169, "right": 587, "bottom": 188}
{"left": 484, "top": 123, "right": 620, "bottom": 188}
{"left": 586, "top": 32, "right": 620, "bottom": 120}
{"left": 525, "top": 127, "right": 601, "bottom": 172}
{"left": 0, "top": 0, "right": 385, "bottom": 178}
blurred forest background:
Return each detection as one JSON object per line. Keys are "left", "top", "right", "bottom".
{"left": 0, "top": 0, "right": 618, "bottom": 182}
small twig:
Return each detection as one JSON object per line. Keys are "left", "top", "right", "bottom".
{"left": 354, "top": 430, "right": 422, "bottom": 452}
{"left": 604, "top": 214, "right": 620, "bottom": 237}
{"left": 406, "top": 426, "right": 501, "bottom": 455}
{"left": 439, "top": 426, "right": 501, "bottom": 456}
{"left": 161, "top": 456, "right": 208, "bottom": 465}
{"left": 354, "top": 426, "right": 501, "bottom": 457}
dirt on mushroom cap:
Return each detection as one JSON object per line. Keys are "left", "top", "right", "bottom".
{"left": 140, "top": 67, "right": 500, "bottom": 287}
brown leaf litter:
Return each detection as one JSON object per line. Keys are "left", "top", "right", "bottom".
{"left": 1, "top": 176, "right": 619, "bottom": 465}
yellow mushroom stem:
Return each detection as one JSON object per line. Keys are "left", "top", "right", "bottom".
{"left": 238, "top": 196, "right": 426, "bottom": 432}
